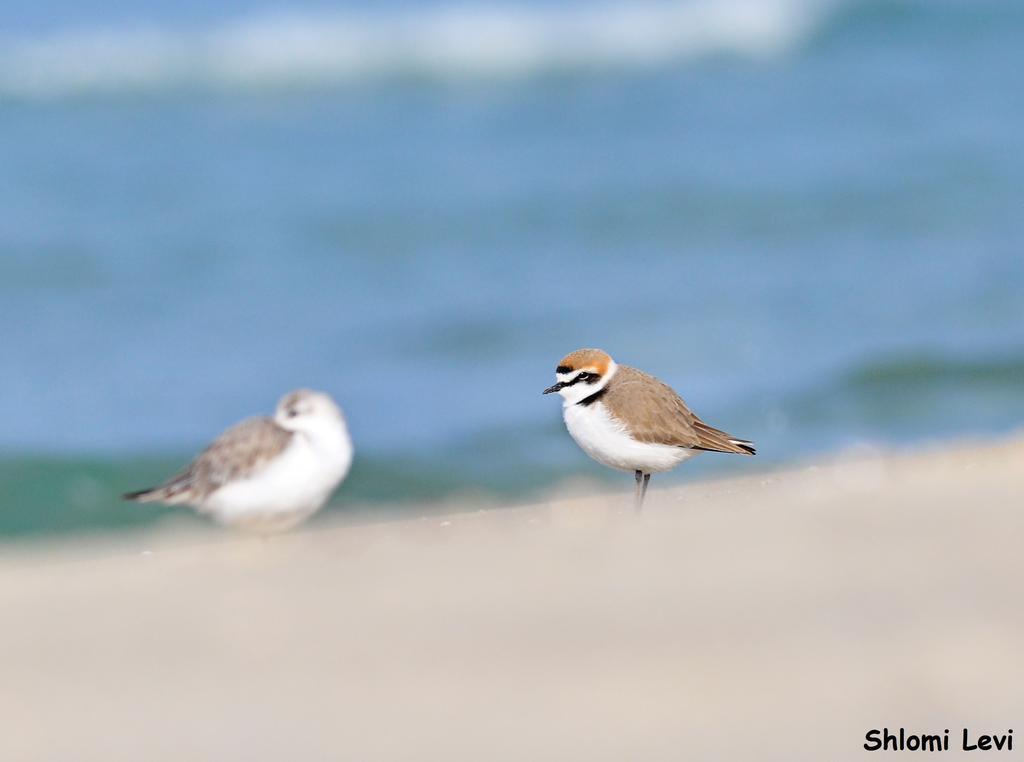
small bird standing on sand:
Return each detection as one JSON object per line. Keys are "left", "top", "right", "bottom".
{"left": 124, "top": 389, "right": 353, "bottom": 532}
{"left": 544, "top": 349, "right": 754, "bottom": 512}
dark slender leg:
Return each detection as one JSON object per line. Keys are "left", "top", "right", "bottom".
{"left": 634, "top": 473, "right": 651, "bottom": 514}
{"left": 634, "top": 470, "right": 643, "bottom": 513}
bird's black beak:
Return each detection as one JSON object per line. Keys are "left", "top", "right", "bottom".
{"left": 543, "top": 382, "right": 564, "bottom": 395}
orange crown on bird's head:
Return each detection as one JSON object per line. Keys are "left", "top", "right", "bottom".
{"left": 556, "top": 348, "right": 614, "bottom": 376}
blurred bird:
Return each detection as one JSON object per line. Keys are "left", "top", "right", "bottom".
{"left": 124, "top": 389, "right": 353, "bottom": 531}
{"left": 544, "top": 349, "right": 754, "bottom": 512}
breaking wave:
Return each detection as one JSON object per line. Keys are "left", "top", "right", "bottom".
{"left": 0, "top": 0, "right": 836, "bottom": 99}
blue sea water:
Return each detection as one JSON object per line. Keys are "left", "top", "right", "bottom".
{"left": 1, "top": 0, "right": 1023, "bottom": 536}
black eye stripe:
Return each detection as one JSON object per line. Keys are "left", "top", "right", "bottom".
{"left": 565, "top": 371, "right": 598, "bottom": 386}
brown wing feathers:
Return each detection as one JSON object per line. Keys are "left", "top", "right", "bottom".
{"left": 123, "top": 417, "right": 293, "bottom": 503}
{"left": 605, "top": 366, "right": 755, "bottom": 455}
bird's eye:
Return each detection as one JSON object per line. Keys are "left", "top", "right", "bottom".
{"left": 288, "top": 408, "right": 299, "bottom": 418}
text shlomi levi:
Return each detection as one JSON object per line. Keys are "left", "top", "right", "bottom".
{"left": 864, "top": 728, "right": 1013, "bottom": 752}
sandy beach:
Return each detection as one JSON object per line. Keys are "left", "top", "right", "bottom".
{"left": 1, "top": 436, "right": 1022, "bottom": 761}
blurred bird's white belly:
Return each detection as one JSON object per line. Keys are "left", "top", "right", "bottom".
{"left": 203, "top": 435, "right": 352, "bottom": 530}
{"left": 563, "top": 401, "right": 697, "bottom": 474}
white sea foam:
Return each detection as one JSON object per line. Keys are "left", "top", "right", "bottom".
{"left": 0, "top": 0, "right": 836, "bottom": 99}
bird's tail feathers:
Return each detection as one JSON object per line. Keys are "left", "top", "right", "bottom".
{"left": 122, "top": 480, "right": 193, "bottom": 504}
{"left": 729, "top": 439, "right": 757, "bottom": 456}
{"left": 691, "top": 420, "right": 757, "bottom": 456}
{"left": 122, "top": 487, "right": 158, "bottom": 502}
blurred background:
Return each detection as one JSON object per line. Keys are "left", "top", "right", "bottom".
{"left": 1, "top": 0, "right": 1022, "bottom": 537}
